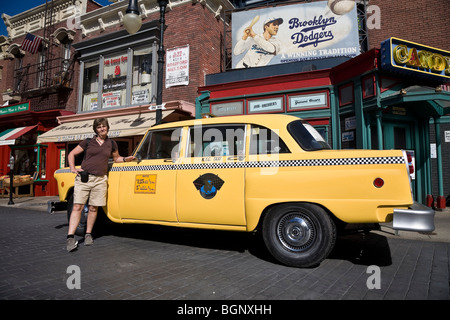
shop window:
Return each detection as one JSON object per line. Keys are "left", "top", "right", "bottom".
{"left": 188, "top": 125, "right": 245, "bottom": 157}
{"left": 82, "top": 60, "right": 99, "bottom": 111}
{"left": 102, "top": 52, "right": 128, "bottom": 109}
{"left": 339, "top": 83, "right": 354, "bottom": 106}
{"left": 131, "top": 47, "right": 152, "bottom": 105}
{"left": 13, "top": 148, "right": 37, "bottom": 177}
{"left": 362, "top": 75, "right": 375, "bottom": 98}
{"left": 39, "top": 148, "right": 47, "bottom": 180}
{"left": 249, "top": 125, "right": 290, "bottom": 155}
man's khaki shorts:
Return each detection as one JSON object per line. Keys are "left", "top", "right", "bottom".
{"left": 73, "top": 174, "right": 108, "bottom": 207}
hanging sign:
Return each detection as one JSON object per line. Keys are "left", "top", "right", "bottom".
{"left": 166, "top": 45, "right": 189, "bottom": 88}
{"left": 381, "top": 37, "right": 450, "bottom": 82}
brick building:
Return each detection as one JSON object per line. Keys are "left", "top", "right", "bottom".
{"left": 1, "top": 0, "right": 234, "bottom": 197}
{"left": 0, "top": 0, "right": 103, "bottom": 196}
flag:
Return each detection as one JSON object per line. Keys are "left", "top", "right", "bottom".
{"left": 21, "top": 33, "right": 43, "bottom": 54}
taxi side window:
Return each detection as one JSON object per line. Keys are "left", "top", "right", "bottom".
{"left": 136, "top": 128, "right": 182, "bottom": 160}
{"left": 249, "top": 125, "right": 290, "bottom": 155}
{"left": 188, "top": 125, "right": 245, "bottom": 157}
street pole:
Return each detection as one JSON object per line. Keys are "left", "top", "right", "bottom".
{"left": 156, "top": 0, "right": 168, "bottom": 125}
{"left": 8, "top": 155, "right": 14, "bottom": 205}
{"left": 124, "top": 0, "right": 167, "bottom": 126}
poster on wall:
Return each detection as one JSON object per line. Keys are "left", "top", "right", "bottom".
{"left": 102, "top": 91, "right": 121, "bottom": 108}
{"left": 166, "top": 45, "right": 189, "bottom": 88}
{"left": 231, "top": 0, "right": 360, "bottom": 69}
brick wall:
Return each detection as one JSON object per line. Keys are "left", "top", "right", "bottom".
{"left": 0, "top": 21, "right": 80, "bottom": 112}
{"left": 163, "top": 3, "right": 224, "bottom": 103}
{"left": 367, "top": 0, "right": 450, "bottom": 50}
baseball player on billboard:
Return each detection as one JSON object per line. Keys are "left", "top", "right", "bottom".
{"left": 233, "top": 17, "right": 283, "bottom": 68}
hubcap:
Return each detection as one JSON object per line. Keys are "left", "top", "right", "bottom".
{"left": 277, "top": 213, "right": 316, "bottom": 252}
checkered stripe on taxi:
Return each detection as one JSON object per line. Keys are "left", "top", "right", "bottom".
{"left": 106, "top": 156, "right": 405, "bottom": 172}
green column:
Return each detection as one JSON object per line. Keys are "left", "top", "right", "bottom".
{"left": 354, "top": 80, "right": 367, "bottom": 149}
{"left": 434, "top": 117, "right": 445, "bottom": 207}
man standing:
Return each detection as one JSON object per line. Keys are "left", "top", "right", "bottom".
{"left": 233, "top": 17, "right": 283, "bottom": 68}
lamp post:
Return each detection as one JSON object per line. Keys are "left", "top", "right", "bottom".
{"left": 124, "top": 0, "right": 167, "bottom": 125}
{"left": 8, "top": 155, "right": 14, "bottom": 205}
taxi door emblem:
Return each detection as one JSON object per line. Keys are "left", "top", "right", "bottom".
{"left": 193, "top": 173, "right": 225, "bottom": 199}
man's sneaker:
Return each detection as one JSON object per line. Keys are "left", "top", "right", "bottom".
{"left": 84, "top": 233, "right": 94, "bottom": 246}
{"left": 67, "top": 238, "right": 78, "bottom": 252}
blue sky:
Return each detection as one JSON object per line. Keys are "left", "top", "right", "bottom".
{"left": 1, "top": 0, "right": 112, "bottom": 37}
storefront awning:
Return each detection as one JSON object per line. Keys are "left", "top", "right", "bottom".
{"left": 0, "top": 125, "right": 37, "bottom": 146}
{"left": 37, "top": 110, "right": 175, "bottom": 143}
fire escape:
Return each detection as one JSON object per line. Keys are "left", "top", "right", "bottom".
{"left": 14, "top": 0, "right": 76, "bottom": 96}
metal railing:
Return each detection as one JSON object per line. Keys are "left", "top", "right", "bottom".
{"left": 13, "top": 57, "right": 72, "bottom": 94}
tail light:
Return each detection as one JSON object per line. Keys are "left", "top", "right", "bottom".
{"left": 373, "top": 178, "right": 384, "bottom": 188}
{"left": 402, "top": 150, "right": 414, "bottom": 196}
{"left": 406, "top": 152, "right": 414, "bottom": 175}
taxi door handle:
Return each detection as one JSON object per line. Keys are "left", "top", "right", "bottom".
{"left": 227, "top": 156, "right": 244, "bottom": 161}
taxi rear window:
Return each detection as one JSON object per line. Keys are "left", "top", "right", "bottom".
{"left": 287, "top": 120, "right": 330, "bottom": 151}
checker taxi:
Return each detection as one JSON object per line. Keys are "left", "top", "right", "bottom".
{"left": 54, "top": 114, "right": 435, "bottom": 267}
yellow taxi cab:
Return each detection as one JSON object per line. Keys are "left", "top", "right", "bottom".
{"left": 54, "top": 114, "right": 435, "bottom": 267}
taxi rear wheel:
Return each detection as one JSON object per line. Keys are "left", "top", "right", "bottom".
{"left": 262, "top": 203, "right": 336, "bottom": 268}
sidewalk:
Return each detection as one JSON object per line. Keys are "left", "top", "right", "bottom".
{"left": 0, "top": 195, "right": 449, "bottom": 242}
{"left": 0, "top": 195, "right": 61, "bottom": 213}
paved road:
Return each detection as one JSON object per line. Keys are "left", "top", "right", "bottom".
{"left": 0, "top": 203, "right": 449, "bottom": 305}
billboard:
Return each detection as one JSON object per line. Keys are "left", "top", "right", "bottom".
{"left": 231, "top": 0, "right": 360, "bottom": 69}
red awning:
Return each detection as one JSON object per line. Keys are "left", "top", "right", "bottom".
{"left": 0, "top": 125, "right": 37, "bottom": 146}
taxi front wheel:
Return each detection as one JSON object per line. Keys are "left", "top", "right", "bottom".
{"left": 262, "top": 203, "right": 336, "bottom": 268}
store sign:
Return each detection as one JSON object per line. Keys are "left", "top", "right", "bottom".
{"left": 381, "top": 37, "right": 450, "bottom": 82}
{"left": 231, "top": 0, "right": 360, "bottom": 68}
{"left": 0, "top": 102, "right": 29, "bottom": 116}
{"left": 211, "top": 101, "right": 244, "bottom": 116}
{"left": 248, "top": 97, "right": 284, "bottom": 113}
{"left": 289, "top": 92, "right": 328, "bottom": 110}
{"left": 103, "top": 54, "right": 127, "bottom": 91}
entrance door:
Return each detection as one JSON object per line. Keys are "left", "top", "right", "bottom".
{"left": 383, "top": 122, "right": 413, "bottom": 150}
{"left": 383, "top": 121, "right": 417, "bottom": 196}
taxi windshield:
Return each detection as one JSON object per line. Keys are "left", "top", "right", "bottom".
{"left": 287, "top": 120, "right": 331, "bottom": 151}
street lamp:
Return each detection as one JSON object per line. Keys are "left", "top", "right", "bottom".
{"left": 8, "top": 155, "right": 14, "bottom": 205}
{"left": 123, "top": 0, "right": 142, "bottom": 34}
{"left": 124, "top": 0, "right": 167, "bottom": 125}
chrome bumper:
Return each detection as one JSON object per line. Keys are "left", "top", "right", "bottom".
{"left": 393, "top": 202, "right": 435, "bottom": 232}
